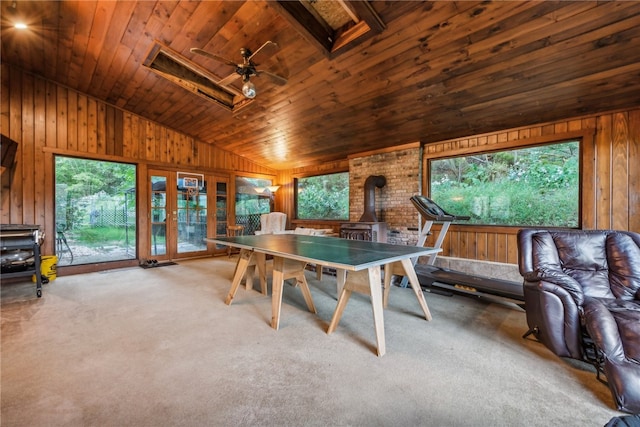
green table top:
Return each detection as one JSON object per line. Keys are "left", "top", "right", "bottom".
{"left": 207, "top": 234, "right": 440, "bottom": 271}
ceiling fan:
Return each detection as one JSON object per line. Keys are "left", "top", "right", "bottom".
{"left": 190, "top": 41, "right": 287, "bottom": 99}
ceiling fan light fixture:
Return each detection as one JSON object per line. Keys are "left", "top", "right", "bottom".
{"left": 242, "top": 81, "right": 256, "bottom": 99}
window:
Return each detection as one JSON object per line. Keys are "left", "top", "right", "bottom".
{"left": 295, "top": 172, "right": 349, "bottom": 220}
{"left": 429, "top": 141, "right": 579, "bottom": 227}
{"left": 55, "top": 156, "right": 137, "bottom": 265}
{"left": 235, "top": 177, "right": 273, "bottom": 234}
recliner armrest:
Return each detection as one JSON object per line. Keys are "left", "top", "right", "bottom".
{"left": 524, "top": 267, "right": 585, "bottom": 306}
{"left": 524, "top": 278, "right": 584, "bottom": 307}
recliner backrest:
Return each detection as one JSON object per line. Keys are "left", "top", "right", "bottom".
{"left": 519, "top": 229, "right": 640, "bottom": 302}
{"left": 552, "top": 231, "right": 613, "bottom": 300}
{"left": 606, "top": 232, "right": 640, "bottom": 300}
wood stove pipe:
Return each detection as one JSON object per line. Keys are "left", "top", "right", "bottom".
{"left": 358, "top": 175, "right": 386, "bottom": 222}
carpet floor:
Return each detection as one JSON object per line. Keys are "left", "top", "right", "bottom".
{"left": 1, "top": 257, "right": 622, "bottom": 426}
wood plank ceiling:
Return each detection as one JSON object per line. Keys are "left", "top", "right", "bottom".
{"left": 2, "top": 1, "right": 640, "bottom": 170}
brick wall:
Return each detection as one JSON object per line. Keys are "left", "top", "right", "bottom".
{"left": 349, "top": 146, "right": 421, "bottom": 245}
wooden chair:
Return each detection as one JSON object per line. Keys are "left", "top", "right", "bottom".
{"left": 226, "top": 224, "right": 244, "bottom": 257}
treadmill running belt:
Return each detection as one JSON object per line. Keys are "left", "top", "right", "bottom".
{"left": 415, "top": 264, "right": 524, "bottom": 301}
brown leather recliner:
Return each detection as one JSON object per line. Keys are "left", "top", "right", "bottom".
{"left": 518, "top": 229, "right": 640, "bottom": 414}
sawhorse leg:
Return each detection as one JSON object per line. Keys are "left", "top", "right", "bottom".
{"left": 225, "top": 249, "right": 254, "bottom": 305}
{"left": 327, "top": 266, "right": 386, "bottom": 356}
{"left": 383, "top": 259, "right": 432, "bottom": 321}
{"left": 271, "top": 257, "right": 317, "bottom": 330}
{"left": 244, "top": 252, "right": 268, "bottom": 295}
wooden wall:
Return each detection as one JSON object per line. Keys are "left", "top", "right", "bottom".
{"left": 276, "top": 108, "right": 640, "bottom": 266}
{"left": 1, "top": 64, "right": 276, "bottom": 255}
{"left": 2, "top": 63, "right": 638, "bottom": 268}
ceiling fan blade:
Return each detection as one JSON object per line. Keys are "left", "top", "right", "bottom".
{"left": 190, "top": 48, "right": 237, "bottom": 67}
{"left": 218, "top": 72, "right": 241, "bottom": 87}
{"left": 248, "top": 40, "right": 278, "bottom": 61}
{"left": 256, "top": 70, "right": 288, "bottom": 86}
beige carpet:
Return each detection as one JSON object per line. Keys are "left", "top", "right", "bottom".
{"left": 1, "top": 257, "right": 621, "bottom": 426}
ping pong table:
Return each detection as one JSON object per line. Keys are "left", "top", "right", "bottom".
{"left": 206, "top": 233, "right": 440, "bottom": 356}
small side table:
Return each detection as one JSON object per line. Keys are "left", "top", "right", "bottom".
{"left": 226, "top": 225, "right": 244, "bottom": 257}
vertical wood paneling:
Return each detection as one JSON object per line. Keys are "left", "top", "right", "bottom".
{"left": 145, "top": 121, "right": 154, "bottom": 160}
{"left": 21, "top": 73, "right": 35, "bottom": 224}
{"left": 156, "top": 126, "right": 164, "bottom": 163}
{"left": 56, "top": 85, "right": 67, "bottom": 150}
{"left": 87, "top": 98, "right": 98, "bottom": 153}
{"left": 629, "top": 110, "right": 640, "bottom": 232}
{"left": 122, "top": 113, "right": 132, "bottom": 158}
{"left": 114, "top": 109, "right": 124, "bottom": 157}
{"left": 130, "top": 114, "right": 141, "bottom": 160}
{"left": 581, "top": 133, "right": 596, "bottom": 229}
{"left": 476, "top": 232, "right": 487, "bottom": 261}
{"left": 487, "top": 233, "right": 497, "bottom": 261}
{"left": 506, "top": 233, "right": 518, "bottom": 264}
{"left": 45, "top": 82, "right": 58, "bottom": 149}
{"left": 459, "top": 231, "right": 470, "bottom": 259}
{"left": 611, "top": 112, "right": 629, "bottom": 230}
{"left": 595, "top": 115, "right": 613, "bottom": 229}
{"left": 105, "top": 106, "right": 116, "bottom": 155}
{"left": 67, "top": 91, "right": 78, "bottom": 151}
{"left": 496, "top": 234, "right": 508, "bottom": 264}
{"left": 96, "top": 102, "right": 106, "bottom": 154}
{"left": 1, "top": 64, "right": 274, "bottom": 255}
{"left": 8, "top": 66, "right": 22, "bottom": 223}
{"left": 167, "top": 128, "right": 175, "bottom": 163}
{"left": 34, "top": 78, "right": 47, "bottom": 228}
{"left": 1, "top": 66, "right": 11, "bottom": 224}
{"left": 77, "top": 94, "right": 87, "bottom": 152}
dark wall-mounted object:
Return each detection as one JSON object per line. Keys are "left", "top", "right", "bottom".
{"left": 1, "top": 134, "right": 18, "bottom": 172}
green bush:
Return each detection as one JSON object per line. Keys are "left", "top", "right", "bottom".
{"left": 430, "top": 142, "right": 579, "bottom": 227}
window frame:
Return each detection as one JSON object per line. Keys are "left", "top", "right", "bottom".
{"left": 294, "top": 170, "right": 350, "bottom": 221}
{"left": 54, "top": 155, "right": 138, "bottom": 266}
{"left": 423, "top": 134, "right": 585, "bottom": 230}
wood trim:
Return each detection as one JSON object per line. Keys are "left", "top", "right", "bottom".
{"left": 423, "top": 130, "right": 593, "bottom": 159}
{"left": 292, "top": 166, "right": 349, "bottom": 179}
{"left": 41, "top": 146, "right": 276, "bottom": 178}
{"left": 348, "top": 141, "right": 420, "bottom": 160}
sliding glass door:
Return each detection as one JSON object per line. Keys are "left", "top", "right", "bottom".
{"left": 55, "top": 156, "right": 137, "bottom": 266}
{"left": 148, "top": 170, "right": 227, "bottom": 260}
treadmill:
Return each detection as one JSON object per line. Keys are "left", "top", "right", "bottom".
{"left": 407, "top": 195, "right": 524, "bottom": 304}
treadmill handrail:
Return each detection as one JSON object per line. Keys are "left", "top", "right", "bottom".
{"left": 410, "top": 195, "right": 470, "bottom": 222}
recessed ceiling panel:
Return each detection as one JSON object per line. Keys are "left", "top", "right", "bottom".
{"left": 143, "top": 42, "right": 253, "bottom": 112}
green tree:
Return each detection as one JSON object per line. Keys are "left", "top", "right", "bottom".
{"left": 297, "top": 172, "right": 349, "bottom": 219}
{"left": 430, "top": 141, "right": 579, "bottom": 227}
